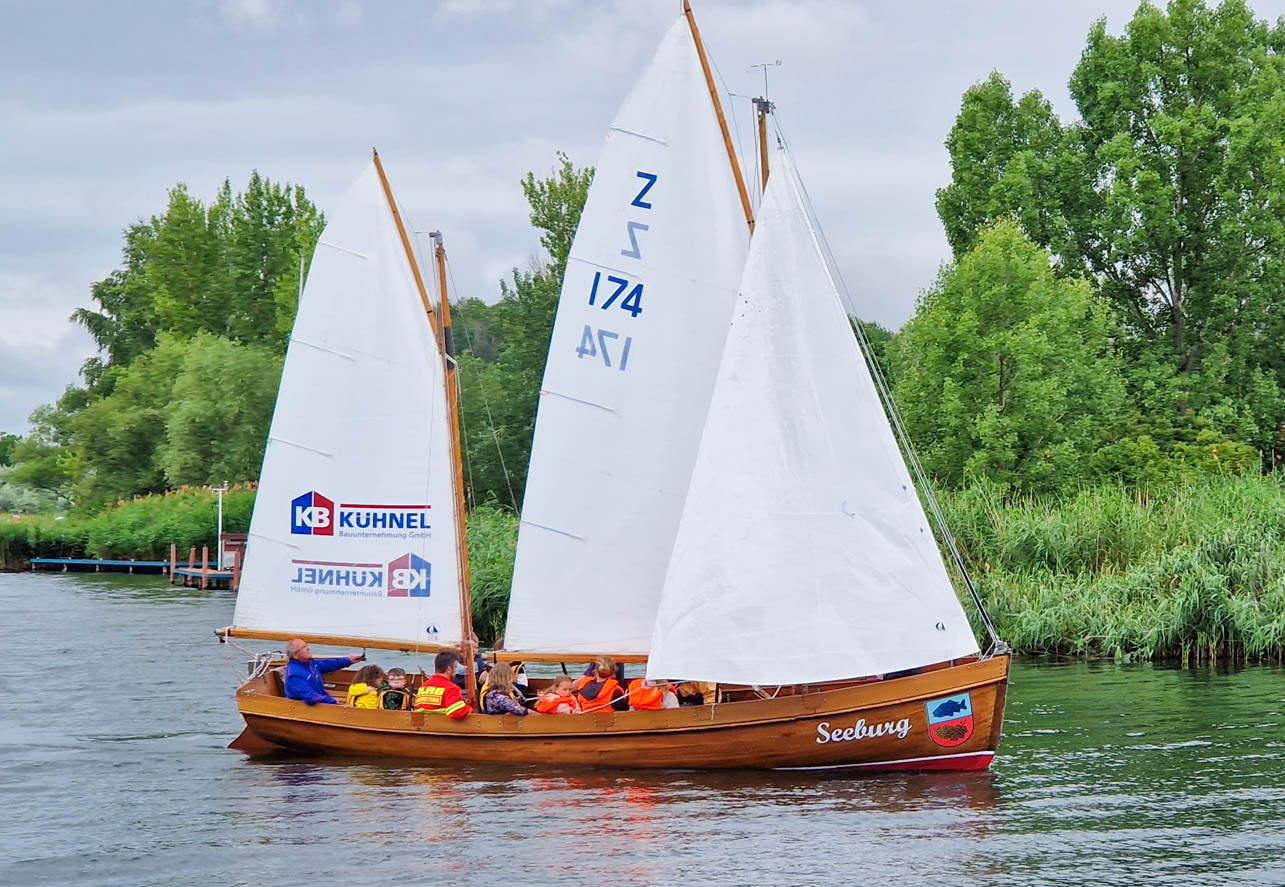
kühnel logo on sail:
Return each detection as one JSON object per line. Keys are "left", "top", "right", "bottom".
{"left": 289, "top": 553, "right": 431, "bottom": 598}
{"left": 290, "top": 491, "right": 431, "bottom": 539}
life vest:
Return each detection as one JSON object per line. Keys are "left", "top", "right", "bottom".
{"left": 627, "top": 678, "right": 674, "bottom": 711}
{"left": 574, "top": 675, "right": 623, "bottom": 712}
{"left": 379, "top": 687, "right": 412, "bottom": 710}
{"left": 345, "top": 682, "right": 380, "bottom": 709}
{"left": 413, "top": 674, "right": 471, "bottom": 718}
{"left": 535, "top": 692, "right": 582, "bottom": 714}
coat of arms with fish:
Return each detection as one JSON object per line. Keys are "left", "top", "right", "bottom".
{"left": 926, "top": 692, "right": 974, "bottom": 747}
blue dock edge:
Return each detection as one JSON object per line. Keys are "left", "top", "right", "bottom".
{"left": 30, "top": 558, "right": 169, "bottom": 572}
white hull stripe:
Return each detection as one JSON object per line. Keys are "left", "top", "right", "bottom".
{"left": 773, "top": 750, "right": 995, "bottom": 771}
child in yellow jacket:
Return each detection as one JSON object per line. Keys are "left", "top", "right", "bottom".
{"left": 346, "top": 664, "right": 385, "bottom": 709}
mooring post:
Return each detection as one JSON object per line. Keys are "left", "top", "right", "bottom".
{"left": 200, "top": 546, "right": 209, "bottom": 590}
{"left": 169, "top": 543, "right": 176, "bottom": 584}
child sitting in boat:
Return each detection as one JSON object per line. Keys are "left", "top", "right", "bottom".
{"left": 535, "top": 675, "right": 582, "bottom": 714}
{"left": 480, "top": 662, "right": 528, "bottom": 716}
{"left": 378, "top": 668, "right": 413, "bottom": 710}
{"left": 346, "top": 664, "right": 385, "bottom": 709}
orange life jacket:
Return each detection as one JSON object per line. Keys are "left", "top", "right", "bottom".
{"left": 535, "top": 691, "right": 581, "bottom": 714}
{"left": 627, "top": 678, "right": 673, "bottom": 711}
{"left": 574, "top": 674, "right": 623, "bottom": 712}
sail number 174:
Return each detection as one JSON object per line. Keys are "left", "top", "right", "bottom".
{"left": 577, "top": 325, "right": 631, "bottom": 371}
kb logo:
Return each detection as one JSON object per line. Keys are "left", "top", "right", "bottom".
{"left": 291, "top": 491, "right": 335, "bottom": 536}
{"left": 387, "top": 553, "right": 431, "bottom": 597}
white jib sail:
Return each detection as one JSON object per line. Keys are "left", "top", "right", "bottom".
{"left": 645, "top": 149, "right": 979, "bottom": 685}
{"left": 231, "top": 160, "right": 463, "bottom": 648}
{"left": 503, "top": 16, "right": 751, "bottom": 656}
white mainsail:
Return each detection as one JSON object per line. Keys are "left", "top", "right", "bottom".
{"left": 231, "top": 159, "right": 464, "bottom": 648}
{"left": 503, "top": 16, "right": 751, "bottom": 656}
{"left": 645, "top": 149, "right": 980, "bottom": 685}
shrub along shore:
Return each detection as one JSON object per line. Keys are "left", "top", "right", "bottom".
{"left": 5, "top": 476, "right": 1284, "bottom": 662}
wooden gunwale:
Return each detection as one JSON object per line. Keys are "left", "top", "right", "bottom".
{"left": 236, "top": 655, "right": 1008, "bottom": 770}
{"left": 237, "top": 655, "right": 1008, "bottom": 741}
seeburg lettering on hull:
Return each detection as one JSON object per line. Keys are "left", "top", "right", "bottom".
{"left": 289, "top": 553, "right": 431, "bottom": 598}
{"left": 290, "top": 491, "right": 432, "bottom": 540}
{"left": 815, "top": 717, "right": 912, "bottom": 744}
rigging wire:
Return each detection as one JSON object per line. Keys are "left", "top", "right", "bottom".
{"left": 444, "top": 256, "right": 520, "bottom": 513}
{"left": 767, "top": 109, "right": 1006, "bottom": 653}
{"left": 709, "top": 56, "right": 755, "bottom": 216}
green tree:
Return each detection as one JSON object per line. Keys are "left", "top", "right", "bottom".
{"left": 0, "top": 433, "right": 17, "bottom": 466}
{"left": 457, "top": 154, "right": 593, "bottom": 505}
{"left": 157, "top": 334, "right": 282, "bottom": 487}
{"left": 71, "top": 172, "right": 323, "bottom": 376}
{"left": 891, "top": 222, "right": 1129, "bottom": 492}
{"left": 66, "top": 338, "right": 190, "bottom": 507}
{"left": 854, "top": 318, "right": 894, "bottom": 381}
{"left": 6, "top": 395, "right": 81, "bottom": 494}
{"left": 936, "top": 0, "right": 1285, "bottom": 457}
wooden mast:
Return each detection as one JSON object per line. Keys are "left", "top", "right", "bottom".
{"left": 683, "top": 0, "right": 754, "bottom": 233}
{"left": 753, "top": 97, "right": 772, "bottom": 192}
{"left": 431, "top": 230, "right": 478, "bottom": 707}
{"left": 370, "top": 149, "right": 477, "bottom": 700}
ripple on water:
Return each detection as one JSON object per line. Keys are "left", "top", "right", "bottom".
{"left": 3, "top": 574, "right": 1285, "bottom": 884}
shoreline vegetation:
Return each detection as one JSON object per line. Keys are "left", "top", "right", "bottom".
{"left": 6, "top": 475, "right": 1285, "bottom": 664}
{"left": 7, "top": 4, "right": 1285, "bottom": 666}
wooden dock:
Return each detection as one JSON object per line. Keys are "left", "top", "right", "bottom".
{"left": 168, "top": 544, "right": 241, "bottom": 591}
{"left": 30, "top": 558, "right": 169, "bottom": 574}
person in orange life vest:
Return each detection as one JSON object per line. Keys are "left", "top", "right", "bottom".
{"left": 574, "top": 656, "right": 629, "bottom": 712}
{"left": 283, "top": 638, "right": 365, "bottom": 705}
{"left": 627, "top": 678, "right": 679, "bottom": 711}
{"left": 413, "top": 650, "right": 472, "bottom": 719}
{"left": 535, "top": 674, "right": 582, "bottom": 714}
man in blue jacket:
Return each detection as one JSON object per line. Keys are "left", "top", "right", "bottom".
{"left": 283, "top": 638, "right": 365, "bottom": 705}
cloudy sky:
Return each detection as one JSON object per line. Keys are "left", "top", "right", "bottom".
{"left": 6, "top": 0, "right": 1277, "bottom": 434}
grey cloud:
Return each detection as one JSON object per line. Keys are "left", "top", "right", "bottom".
{"left": 0, "top": 0, "right": 1240, "bottom": 432}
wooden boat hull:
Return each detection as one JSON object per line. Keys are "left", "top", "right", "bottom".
{"left": 233, "top": 655, "right": 1008, "bottom": 771}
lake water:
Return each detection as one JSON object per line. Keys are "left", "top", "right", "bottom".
{"left": 2, "top": 572, "right": 1283, "bottom": 885}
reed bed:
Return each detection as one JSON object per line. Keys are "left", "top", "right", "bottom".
{"left": 7, "top": 477, "right": 1285, "bottom": 661}
{"left": 942, "top": 475, "right": 1285, "bottom": 662}
{"left": 465, "top": 502, "right": 519, "bottom": 645}
{"left": 0, "top": 485, "right": 256, "bottom": 567}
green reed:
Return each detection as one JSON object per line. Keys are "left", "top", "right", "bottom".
{"left": 943, "top": 474, "right": 1285, "bottom": 662}
{"left": 465, "top": 502, "right": 519, "bottom": 646}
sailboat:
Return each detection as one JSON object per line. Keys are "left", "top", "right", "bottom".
{"left": 221, "top": 3, "right": 1010, "bottom": 771}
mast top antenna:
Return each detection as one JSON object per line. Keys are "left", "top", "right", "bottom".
{"left": 749, "top": 59, "right": 782, "bottom": 100}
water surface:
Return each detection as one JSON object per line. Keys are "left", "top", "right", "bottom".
{"left": 1, "top": 572, "right": 1282, "bottom": 885}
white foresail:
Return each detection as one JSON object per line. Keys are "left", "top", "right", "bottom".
{"left": 645, "top": 149, "right": 980, "bottom": 685}
{"left": 231, "top": 160, "right": 463, "bottom": 648}
{"left": 503, "top": 17, "right": 751, "bottom": 656}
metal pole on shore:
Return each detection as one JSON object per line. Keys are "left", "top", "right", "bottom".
{"left": 212, "top": 483, "right": 228, "bottom": 570}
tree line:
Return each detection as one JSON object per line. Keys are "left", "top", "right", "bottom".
{"left": 5, "top": 0, "right": 1284, "bottom": 515}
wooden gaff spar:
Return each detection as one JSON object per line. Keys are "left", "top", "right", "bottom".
{"left": 221, "top": 3, "right": 1010, "bottom": 771}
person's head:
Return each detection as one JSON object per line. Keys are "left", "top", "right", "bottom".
{"left": 549, "top": 674, "right": 574, "bottom": 697}
{"left": 356, "top": 664, "right": 384, "bottom": 686}
{"left": 386, "top": 667, "right": 407, "bottom": 689}
{"left": 487, "top": 662, "right": 516, "bottom": 697}
{"left": 286, "top": 638, "right": 312, "bottom": 662}
{"left": 434, "top": 650, "right": 462, "bottom": 676}
{"left": 594, "top": 656, "right": 617, "bottom": 680}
